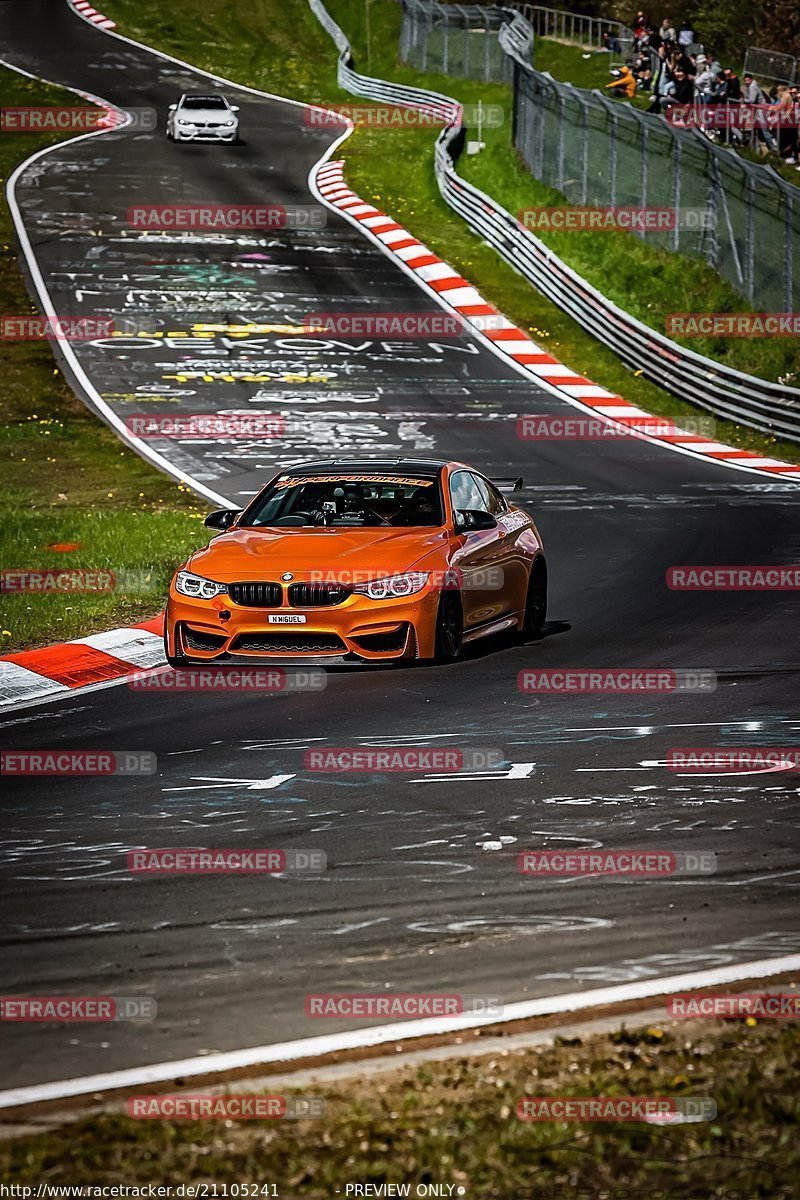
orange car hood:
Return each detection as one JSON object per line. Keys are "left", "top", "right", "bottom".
{"left": 187, "top": 526, "right": 448, "bottom": 581}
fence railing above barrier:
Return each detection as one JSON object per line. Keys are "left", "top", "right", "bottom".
{"left": 742, "top": 46, "right": 798, "bottom": 87}
{"left": 508, "top": 3, "right": 633, "bottom": 56}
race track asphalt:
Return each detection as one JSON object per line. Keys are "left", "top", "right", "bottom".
{"left": 1, "top": 0, "right": 799, "bottom": 1091}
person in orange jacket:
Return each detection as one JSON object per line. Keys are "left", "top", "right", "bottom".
{"left": 607, "top": 66, "right": 637, "bottom": 99}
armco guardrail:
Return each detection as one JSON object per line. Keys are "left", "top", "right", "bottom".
{"left": 510, "top": 3, "right": 633, "bottom": 55}
{"left": 308, "top": 0, "right": 800, "bottom": 441}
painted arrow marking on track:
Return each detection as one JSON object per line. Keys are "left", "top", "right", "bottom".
{"left": 163, "top": 774, "right": 296, "bottom": 792}
{"left": 411, "top": 762, "right": 536, "bottom": 782}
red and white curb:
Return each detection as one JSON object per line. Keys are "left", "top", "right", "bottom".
{"left": 313, "top": 159, "right": 800, "bottom": 482}
{"left": 68, "top": 0, "right": 116, "bottom": 30}
{"left": 0, "top": 617, "right": 164, "bottom": 710}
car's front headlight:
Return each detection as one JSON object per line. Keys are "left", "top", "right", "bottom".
{"left": 353, "top": 572, "right": 429, "bottom": 600}
{"left": 177, "top": 118, "right": 192, "bottom": 126}
{"left": 174, "top": 570, "right": 228, "bottom": 600}
{"left": 222, "top": 118, "right": 236, "bottom": 126}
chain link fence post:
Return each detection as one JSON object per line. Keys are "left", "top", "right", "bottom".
{"left": 786, "top": 192, "right": 794, "bottom": 315}
{"left": 745, "top": 176, "right": 756, "bottom": 305}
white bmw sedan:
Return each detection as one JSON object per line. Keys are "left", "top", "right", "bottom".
{"left": 166, "top": 93, "right": 240, "bottom": 142}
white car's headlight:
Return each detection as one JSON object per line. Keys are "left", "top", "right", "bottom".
{"left": 177, "top": 118, "right": 192, "bottom": 126}
{"left": 353, "top": 572, "right": 429, "bottom": 600}
{"left": 222, "top": 119, "right": 236, "bottom": 126}
{"left": 175, "top": 570, "right": 228, "bottom": 600}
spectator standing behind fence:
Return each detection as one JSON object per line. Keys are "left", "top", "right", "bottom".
{"left": 632, "top": 51, "right": 654, "bottom": 91}
{"left": 775, "top": 86, "right": 798, "bottom": 164}
{"left": 657, "top": 17, "right": 675, "bottom": 44}
{"left": 693, "top": 54, "right": 717, "bottom": 100}
{"left": 632, "top": 10, "right": 650, "bottom": 38}
{"left": 710, "top": 67, "right": 741, "bottom": 145}
{"left": 677, "top": 20, "right": 695, "bottom": 48}
{"left": 718, "top": 66, "right": 741, "bottom": 101}
{"left": 742, "top": 72, "right": 778, "bottom": 153}
{"left": 666, "top": 65, "right": 694, "bottom": 106}
{"left": 647, "top": 43, "right": 675, "bottom": 113}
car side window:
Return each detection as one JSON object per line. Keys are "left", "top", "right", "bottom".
{"left": 471, "top": 474, "right": 507, "bottom": 516}
{"left": 449, "top": 470, "right": 489, "bottom": 516}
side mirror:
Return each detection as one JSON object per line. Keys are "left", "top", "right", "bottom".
{"left": 455, "top": 509, "right": 497, "bottom": 533}
{"left": 204, "top": 508, "right": 241, "bottom": 531}
{"left": 168, "top": 103, "right": 177, "bottom": 111}
{"left": 230, "top": 105, "right": 240, "bottom": 112}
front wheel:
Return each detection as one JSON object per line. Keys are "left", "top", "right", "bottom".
{"left": 522, "top": 558, "right": 548, "bottom": 638}
{"left": 433, "top": 590, "right": 464, "bottom": 662}
{"left": 164, "top": 630, "right": 193, "bottom": 670}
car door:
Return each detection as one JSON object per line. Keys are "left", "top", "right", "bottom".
{"left": 447, "top": 470, "right": 506, "bottom": 629}
{"left": 472, "top": 474, "right": 530, "bottom": 616}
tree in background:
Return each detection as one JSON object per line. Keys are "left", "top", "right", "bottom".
{"left": 575, "top": 0, "right": 799, "bottom": 63}
{"left": 753, "top": 0, "right": 800, "bottom": 61}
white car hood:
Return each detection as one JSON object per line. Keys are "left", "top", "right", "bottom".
{"left": 179, "top": 108, "right": 234, "bottom": 124}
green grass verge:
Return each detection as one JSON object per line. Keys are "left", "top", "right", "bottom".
{"left": 534, "top": 38, "right": 620, "bottom": 92}
{"left": 0, "top": 69, "right": 211, "bottom": 651}
{"left": 1, "top": 1018, "right": 797, "bottom": 1195}
{"left": 101, "top": 0, "right": 800, "bottom": 470}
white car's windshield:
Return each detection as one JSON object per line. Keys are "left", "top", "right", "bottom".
{"left": 182, "top": 96, "right": 227, "bottom": 110}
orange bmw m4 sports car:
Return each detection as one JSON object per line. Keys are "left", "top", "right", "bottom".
{"left": 164, "top": 458, "right": 547, "bottom": 666}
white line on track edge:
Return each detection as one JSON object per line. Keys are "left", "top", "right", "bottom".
{"left": 1, "top": 954, "right": 798, "bottom": 1109}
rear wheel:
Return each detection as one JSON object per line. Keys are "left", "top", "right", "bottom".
{"left": 433, "top": 590, "right": 464, "bottom": 662}
{"left": 522, "top": 558, "right": 548, "bottom": 638}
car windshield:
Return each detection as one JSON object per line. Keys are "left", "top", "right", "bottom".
{"left": 182, "top": 96, "right": 227, "bottom": 109}
{"left": 241, "top": 474, "right": 443, "bottom": 528}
